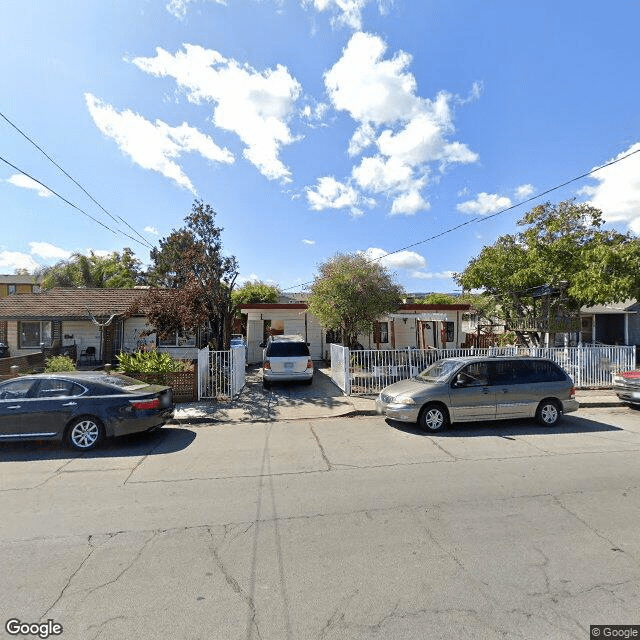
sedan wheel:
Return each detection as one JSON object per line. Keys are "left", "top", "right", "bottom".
{"left": 536, "top": 400, "right": 560, "bottom": 427}
{"left": 67, "top": 417, "right": 104, "bottom": 451}
{"left": 419, "top": 405, "right": 449, "bottom": 432}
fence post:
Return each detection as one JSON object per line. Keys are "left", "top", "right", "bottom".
{"left": 407, "top": 347, "right": 413, "bottom": 377}
{"left": 344, "top": 346, "right": 351, "bottom": 396}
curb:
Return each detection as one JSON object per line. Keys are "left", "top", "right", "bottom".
{"left": 167, "top": 401, "right": 624, "bottom": 426}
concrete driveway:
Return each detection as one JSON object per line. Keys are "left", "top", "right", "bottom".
{"left": 173, "top": 365, "right": 360, "bottom": 424}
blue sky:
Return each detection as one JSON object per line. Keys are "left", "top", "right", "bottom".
{"left": 1, "top": 0, "right": 639, "bottom": 293}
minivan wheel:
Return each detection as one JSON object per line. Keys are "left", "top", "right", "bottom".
{"left": 536, "top": 400, "right": 561, "bottom": 427}
{"left": 418, "top": 404, "right": 449, "bottom": 432}
{"left": 66, "top": 416, "right": 104, "bottom": 451}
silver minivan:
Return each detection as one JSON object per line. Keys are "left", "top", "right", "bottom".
{"left": 260, "top": 335, "right": 314, "bottom": 388}
{"left": 376, "top": 356, "right": 578, "bottom": 431}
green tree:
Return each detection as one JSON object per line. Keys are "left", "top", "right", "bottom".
{"left": 231, "top": 281, "right": 279, "bottom": 307}
{"left": 140, "top": 200, "right": 239, "bottom": 349}
{"left": 308, "top": 253, "right": 404, "bottom": 347}
{"left": 37, "top": 249, "right": 143, "bottom": 289}
{"left": 455, "top": 200, "right": 640, "bottom": 336}
{"left": 420, "top": 293, "right": 458, "bottom": 305}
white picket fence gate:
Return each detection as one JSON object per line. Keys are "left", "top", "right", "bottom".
{"left": 197, "top": 345, "right": 246, "bottom": 400}
{"left": 331, "top": 345, "right": 636, "bottom": 396}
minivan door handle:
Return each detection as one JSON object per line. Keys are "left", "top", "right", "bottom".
{"left": 62, "top": 402, "right": 77, "bottom": 406}
{"left": 8, "top": 405, "right": 21, "bottom": 409}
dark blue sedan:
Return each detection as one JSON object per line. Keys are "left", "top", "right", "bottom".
{"left": 0, "top": 372, "right": 174, "bottom": 451}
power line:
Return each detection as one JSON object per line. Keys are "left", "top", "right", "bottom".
{"left": 281, "top": 146, "right": 640, "bottom": 292}
{"left": 0, "top": 110, "right": 154, "bottom": 250}
{"left": 0, "top": 155, "right": 149, "bottom": 248}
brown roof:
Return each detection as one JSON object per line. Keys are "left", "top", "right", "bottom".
{"left": 0, "top": 274, "right": 40, "bottom": 285}
{"left": 240, "top": 302, "right": 472, "bottom": 312}
{"left": 0, "top": 288, "right": 148, "bottom": 320}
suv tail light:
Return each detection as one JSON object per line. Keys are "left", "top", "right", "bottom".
{"left": 263, "top": 361, "right": 271, "bottom": 370}
{"left": 130, "top": 398, "right": 160, "bottom": 410}
{"left": 307, "top": 359, "right": 313, "bottom": 369}
{"left": 569, "top": 386, "right": 575, "bottom": 398}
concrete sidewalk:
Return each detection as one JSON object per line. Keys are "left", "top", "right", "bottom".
{"left": 170, "top": 366, "right": 625, "bottom": 425}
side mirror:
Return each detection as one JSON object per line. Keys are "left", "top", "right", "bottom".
{"left": 453, "top": 373, "right": 465, "bottom": 388}
{"left": 258, "top": 342, "right": 265, "bottom": 348}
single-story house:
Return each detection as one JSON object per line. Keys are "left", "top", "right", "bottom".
{"left": 240, "top": 303, "right": 472, "bottom": 364}
{"left": 0, "top": 273, "right": 40, "bottom": 345}
{"left": 0, "top": 288, "right": 200, "bottom": 365}
{"left": 579, "top": 300, "right": 640, "bottom": 346}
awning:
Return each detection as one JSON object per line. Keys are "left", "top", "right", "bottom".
{"left": 389, "top": 313, "right": 448, "bottom": 321}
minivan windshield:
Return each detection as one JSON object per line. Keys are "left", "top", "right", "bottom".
{"left": 418, "top": 358, "right": 462, "bottom": 382}
{"left": 268, "top": 342, "right": 310, "bottom": 357}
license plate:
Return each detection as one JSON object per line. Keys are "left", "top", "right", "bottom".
{"left": 284, "top": 362, "right": 294, "bottom": 369}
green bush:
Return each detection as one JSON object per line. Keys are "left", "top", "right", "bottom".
{"left": 116, "top": 350, "right": 184, "bottom": 375}
{"left": 44, "top": 355, "right": 76, "bottom": 373}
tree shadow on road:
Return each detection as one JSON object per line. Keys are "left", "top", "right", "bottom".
{"left": 387, "top": 414, "right": 624, "bottom": 438}
{"left": 0, "top": 426, "right": 196, "bottom": 462}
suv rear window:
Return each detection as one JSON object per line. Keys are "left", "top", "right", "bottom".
{"left": 489, "top": 359, "right": 567, "bottom": 384}
{"left": 267, "top": 342, "right": 310, "bottom": 357}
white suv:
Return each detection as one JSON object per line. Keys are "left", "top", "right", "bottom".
{"left": 260, "top": 335, "right": 314, "bottom": 388}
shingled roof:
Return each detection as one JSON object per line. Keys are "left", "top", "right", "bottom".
{"left": 0, "top": 288, "right": 149, "bottom": 320}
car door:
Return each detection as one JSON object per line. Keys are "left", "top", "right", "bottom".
{"left": 448, "top": 361, "right": 496, "bottom": 422}
{"left": 491, "top": 360, "right": 536, "bottom": 419}
{"left": 0, "top": 378, "right": 40, "bottom": 438}
{"left": 24, "top": 379, "right": 88, "bottom": 437}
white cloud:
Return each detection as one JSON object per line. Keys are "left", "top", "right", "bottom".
{"left": 144, "top": 226, "right": 159, "bottom": 235}
{"left": 457, "top": 192, "right": 512, "bottom": 215}
{"left": 515, "top": 183, "right": 534, "bottom": 199}
{"left": 363, "top": 247, "right": 426, "bottom": 270}
{"left": 410, "top": 270, "right": 455, "bottom": 280}
{"left": 302, "top": 238, "right": 316, "bottom": 245}
{"left": 0, "top": 251, "right": 39, "bottom": 272}
{"left": 237, "top": 273, "right": 260, "bottom": 284}
{"left": 85, "top": 93, "right": 233, "bottom": 193}
{"left": 6, "top": 174, "right": 51, "bottom": 198}
{"left": 306, "top": 176, "right": 360, "bottom": 213}
{"left": 310, "top": 32, "right": 477, "bottom": 217}
{"left": 29, "top": 242, "right": 71, "bottom": 260}
{"left": 579, "top": 142, "right": 640, "bottom": 233}
{"left": 166, "top": 0, "right": 226, "bottom": 20}
{"left": 132, "top": 44, "right": 301, "bottom": 182}
{"left": 304, "top": 0, "right": 392, "bottom": 30}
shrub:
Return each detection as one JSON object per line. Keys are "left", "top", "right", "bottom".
{"left": 116, "top": 350, "right": 185, "bottom": 375}
{"left": 44, "top": 355, "right": 76, "bottom": 372}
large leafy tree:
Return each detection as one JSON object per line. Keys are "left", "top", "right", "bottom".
{"left": 456, "top": 200, "right": 640, "bottom": 336}
{"left": 308, "top": 252, "right": 404, "bottom": 347}
{"left": 140, "top": 200, "right": 239, "bottom": 349}
{"left": 37, "top": 249, "right": 143, "bottom": 289}
{"left": 231, "top": 281, "right": 280, "bottom": 307}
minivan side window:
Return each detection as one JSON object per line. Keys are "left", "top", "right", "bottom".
{"left": 456, "top": 362, "right": 490, "bottom": 387}
{"left": 531, "top": 360, "right": 566, "bottom": 382}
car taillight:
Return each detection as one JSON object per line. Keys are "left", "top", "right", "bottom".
{"left": 131, "top": 398, "right": 160, "bottom": 410}
{"left": 307, "top": 359, "right": 313, "bottom": 369}
{"left": 263, "top": 361, "right": 271, "bottom": 369}
{"left": 569, "top": 386, "right": 575, "bottom": 398}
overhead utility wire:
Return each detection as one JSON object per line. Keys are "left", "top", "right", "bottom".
{"left": 0, "top": 111, "right": 154, "bottom": 250}
{"left": 0, "top": 155, "right": 147, "bottom": 248}
{"left": 282, "top": 146, "right": 640, "bottom": 292}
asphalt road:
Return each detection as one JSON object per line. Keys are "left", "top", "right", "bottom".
{"left": 1, "top": 406, "right": 640, "bottom": 639}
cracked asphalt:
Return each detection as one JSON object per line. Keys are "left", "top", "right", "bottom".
{"left": 1, "top": 405, "right": 640, "bottom": 639}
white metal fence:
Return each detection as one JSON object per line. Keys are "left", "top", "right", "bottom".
{"left": 331, "top": 345, "right": 636, "bottom": 395}
{"left": 198, "top": 345, "right": 246, "bottom": 400}
{"left": 330, "top": 344, "right": 350, "bottom": 395}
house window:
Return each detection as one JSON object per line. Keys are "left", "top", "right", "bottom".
{"left": 445, "top": 321, "right": 455, "bottom": 342}
{"left": 19, "top": 321, "right": 52, "bottom": 348}
{"left": 374, "top": 321, "right": 389, "bottom": 344}
{"left": 8, "top": 285, "right": 16, "bottom": 295}
{"left": 158, "top": 330, "right": 196, "bottom": 347}
{"left": 325, "top": 328, "right": 340, "bottom": 344}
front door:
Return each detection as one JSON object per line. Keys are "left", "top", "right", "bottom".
{"left": 448, "top": 362, "right": 496, "bottom": 422}
{"left": 0, "top": 378, "right": 43, "bottom": 438}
